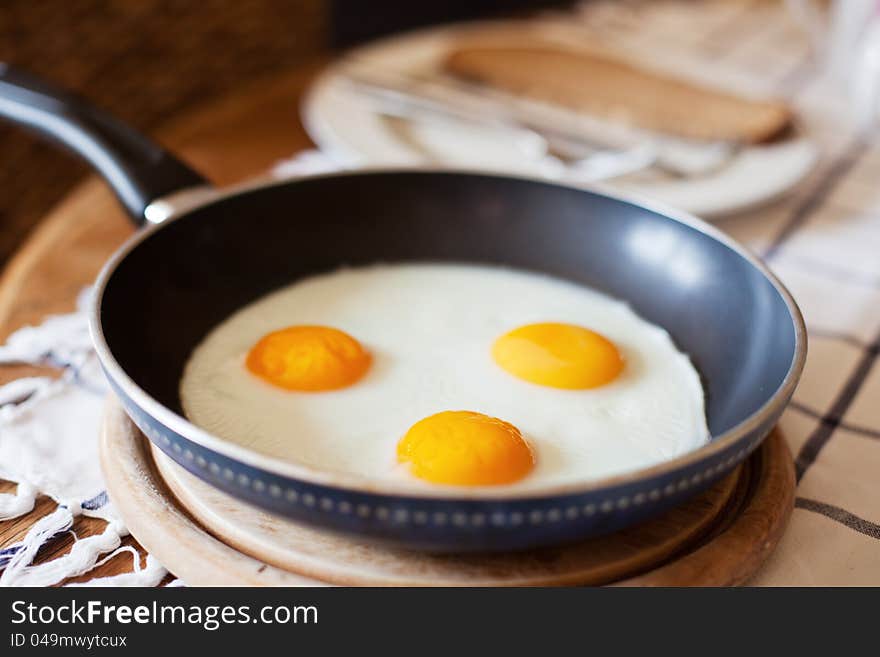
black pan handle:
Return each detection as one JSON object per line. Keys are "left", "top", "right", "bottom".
{"left": 0, "top": 63, "right": 210, "bottom": 225}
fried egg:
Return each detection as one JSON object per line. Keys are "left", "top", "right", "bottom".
{"left": 180, "top": 263, "right": 709, "bottom": 490}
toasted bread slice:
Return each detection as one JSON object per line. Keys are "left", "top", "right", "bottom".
{"left": 444, "top": 45, "right": 792, "bottom": 143}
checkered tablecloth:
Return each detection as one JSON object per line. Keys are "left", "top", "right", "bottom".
{"left": 564, "top": 0, "right": 880, "bottom": 584}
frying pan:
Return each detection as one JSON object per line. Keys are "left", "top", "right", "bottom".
{"left": 0, "top": 65, "right": 806, "bottom": 552}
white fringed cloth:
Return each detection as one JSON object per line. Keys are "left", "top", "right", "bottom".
{"left": 0, "top": 290, "right": 166, "bottom": 586}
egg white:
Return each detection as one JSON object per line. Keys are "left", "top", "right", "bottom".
{"left": 180, "top": 263, "right": 709, "bottom": 490}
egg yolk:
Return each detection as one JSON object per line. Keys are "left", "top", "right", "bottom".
{"left": 245, "top": 325, "right": 370, "bottom": 392}
{"left": 492, "top": 322, "right": 623, "bottom": 389}
{"left": 397, "top": 411, "right": 534, "bottom": 486}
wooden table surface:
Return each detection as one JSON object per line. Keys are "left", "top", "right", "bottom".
{"left": 0, "top": 62, "right": 323, "bottom": 584}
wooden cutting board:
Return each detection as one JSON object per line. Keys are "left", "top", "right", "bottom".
{"left": 100, "top": 398, "right": 794, "bottom": 586}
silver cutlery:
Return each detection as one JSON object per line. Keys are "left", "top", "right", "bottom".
{"left": 338, "top": 64, "right": 739, "bottom": 181}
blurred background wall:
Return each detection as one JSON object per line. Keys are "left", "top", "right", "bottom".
{"left": 0, "top": 0, "right": 570, "bottom": 264}
{"left": 0, "top": 0, "right": 327, "bottom": 263}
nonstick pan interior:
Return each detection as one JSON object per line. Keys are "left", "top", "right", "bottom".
{"left": 99, "top": 170, "right": 797, "bottom": 442}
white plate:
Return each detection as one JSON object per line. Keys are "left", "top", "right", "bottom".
{"left": 302, "top": 21, "right": 818, "bottom": 219}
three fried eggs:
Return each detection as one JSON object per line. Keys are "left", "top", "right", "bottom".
{"left": 180, "top": 264, "right": 709, "bottom": 490}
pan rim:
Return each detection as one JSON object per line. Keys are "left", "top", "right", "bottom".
{"left": 90, "top": 167, "right": 806, "bottom": 501}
